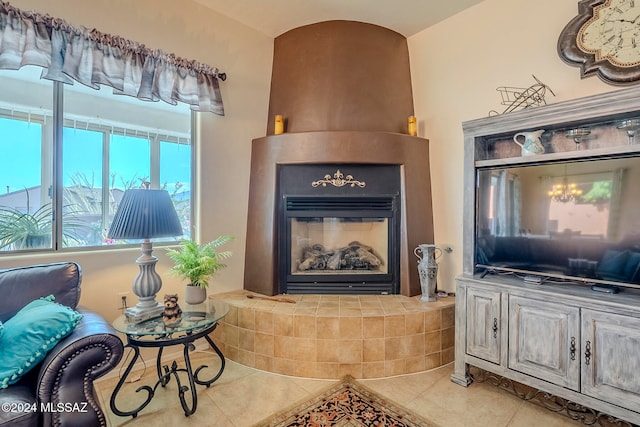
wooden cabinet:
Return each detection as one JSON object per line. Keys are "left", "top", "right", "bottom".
{"left": 454, "top": 278, "right": 640, "bottom": 425}
{"left": 581, "top": 309, "right": 640, "bottom": 410}
{"left": 466, "top": 286, "right": 501, "bottom": 364}
{"left": 508, "top": 296, "right": 580, "bottom": 390}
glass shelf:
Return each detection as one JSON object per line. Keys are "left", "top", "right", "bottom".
{"left": 473, "top": 109, "right": 640, "bottom": 163}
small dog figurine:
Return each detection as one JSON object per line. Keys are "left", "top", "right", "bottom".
{"left": 162, "top": 294, "right": 182, "bottom": 326}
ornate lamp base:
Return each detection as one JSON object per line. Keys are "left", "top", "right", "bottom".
{"left": 125, "top": 239, "right": 165, "bottom": 323}
{"left": 125, "top": 303, "right": 164, "bottom": 323}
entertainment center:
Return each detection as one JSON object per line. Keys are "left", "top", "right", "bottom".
{"left": 451, "top": 86, "right": 640, "bottom": 425}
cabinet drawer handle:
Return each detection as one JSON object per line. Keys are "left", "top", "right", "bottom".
{"left": 492, "top": 318, "right": 498, "bottom": 339}
{"left": 570, "top": 336, "right": 576, "bottom": 361}
{"left": 585, "top": 340, "right": 591, "bottom": 366}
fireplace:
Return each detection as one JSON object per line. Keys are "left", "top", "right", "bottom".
{"left": 279, "top": 164, "right": 400, "bottom": 294}
{"left": 243, "top": 21, "right": 434, "bottom": 297}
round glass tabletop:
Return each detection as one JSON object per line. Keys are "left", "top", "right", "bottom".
{"left": 112, "top": 299, "right": 229, "bottom": 337}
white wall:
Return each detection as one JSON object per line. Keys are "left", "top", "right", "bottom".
{"left": 408, "top": 0, "right": 616, "bottom": 292}
{"left": 1, "top": 0, "right": 273, "bottom": 322}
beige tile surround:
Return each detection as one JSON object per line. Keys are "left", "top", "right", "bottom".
{"left": 209, "top": 291, "right": 455, "bottom": 379}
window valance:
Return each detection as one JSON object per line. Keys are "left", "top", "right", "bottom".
{"left": 0, "top": 1, "right": 225, "bottom": 114}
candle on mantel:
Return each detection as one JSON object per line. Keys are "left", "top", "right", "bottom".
{"left": 274, "top": 115, "right": 284, "bottom": 135}
{"left": 408, "top": 116, "right": 417, "bottom": 136}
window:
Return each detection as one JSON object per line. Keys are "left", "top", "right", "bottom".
{"left": 486, "top": 170, "right": 521, "bottom": 237}
{"left": 0, "top": 67, "right": 192, "bottom": 253}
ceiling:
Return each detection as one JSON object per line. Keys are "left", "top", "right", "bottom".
{"left": 192, "top": 0, "right": 485, "bottom": 38}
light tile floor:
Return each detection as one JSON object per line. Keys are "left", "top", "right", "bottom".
{"left": 96, "top": 349, "right": 586, "bottom": 427}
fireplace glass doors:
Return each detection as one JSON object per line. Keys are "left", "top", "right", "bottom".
{"left": 291, "top": 217, "right": 389, "bottom": 275}
{"left": 278, "top": 164, "right": 401, "bottom": 294}
{"left": 281, "top": 196, "right": 399, "bottom": 294}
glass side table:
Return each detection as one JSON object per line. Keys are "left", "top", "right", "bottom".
{"left": 110, "top": 299, "right": 229, "bottom": 418}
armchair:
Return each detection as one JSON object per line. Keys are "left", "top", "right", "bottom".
{"left": 0, "top": 262, "right": 124, "bottom": 427}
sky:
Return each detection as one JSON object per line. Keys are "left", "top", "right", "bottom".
{"left": 0, "top": 117, "right": 191, "bottom": 197}
{"left": 0, "top": 118, "right": 42, "bottom": 192}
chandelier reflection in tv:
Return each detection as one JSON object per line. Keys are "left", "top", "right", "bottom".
{"left": 548, "top": 167, "right": 583, "bottom": 203}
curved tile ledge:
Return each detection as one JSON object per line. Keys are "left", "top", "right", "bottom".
{"left": 209, "top": 291, "right": 455, "bottom": 379}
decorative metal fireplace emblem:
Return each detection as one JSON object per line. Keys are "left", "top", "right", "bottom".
{"left": 311, "top": 169, "right": 366, "bottom": 188}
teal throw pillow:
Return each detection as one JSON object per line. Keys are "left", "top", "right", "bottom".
{"left": 0, "top": 295, "right": 82, "bottom": 389}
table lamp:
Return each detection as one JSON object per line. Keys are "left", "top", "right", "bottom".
{"left": 108, "top": 188, "right": 183, "bottom": 322}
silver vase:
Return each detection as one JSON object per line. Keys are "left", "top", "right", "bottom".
{"left": 414, "top": 244, "right": 440, "bottom": 302}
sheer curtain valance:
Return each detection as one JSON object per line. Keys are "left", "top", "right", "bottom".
{"left": 0, "top": 1, "right": 225, "bottom": 114}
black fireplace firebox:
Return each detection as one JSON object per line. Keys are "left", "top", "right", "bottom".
{"left": 278, "top": 164, "right": 401, "bottom": 294}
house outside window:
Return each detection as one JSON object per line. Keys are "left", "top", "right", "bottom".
{"left": 0, "top": 66, "right": 193, "bottom": 253}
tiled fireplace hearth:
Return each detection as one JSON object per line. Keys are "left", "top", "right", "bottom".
{"left": 210, "top": 292, "right": 455, "bottom": 379}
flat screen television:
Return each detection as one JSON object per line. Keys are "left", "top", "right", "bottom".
{"left": 475, "top": 154, "right": 640, "bottom": 289}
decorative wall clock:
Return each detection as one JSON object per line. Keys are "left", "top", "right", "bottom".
{"left": 558, "top": 0, "right": 640, "bottom": 85}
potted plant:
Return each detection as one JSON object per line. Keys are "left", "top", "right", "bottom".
{"left": 0, "top": 204, "right": 86, "bottom": 250}
{"left": 166, "top": 236, "right": 234, "bottom": 304}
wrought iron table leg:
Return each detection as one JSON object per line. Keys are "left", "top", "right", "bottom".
{"left": 167, "top": 337, "right": 227, "bottom": 415}
{"left": 174, "top": 342, "right": 199, "bottom": 416}
{"left": 193, "top": 335, "right": 226, "bottom": 386}
{"left": 156, "top": 346, "right": 170, "bottom": 386}
{"left": 110, "top": 344, "right": 158, "bottom": 418}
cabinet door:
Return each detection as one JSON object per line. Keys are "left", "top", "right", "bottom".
{"left": 466, "top": 286, "right": 501, "bottom": 364}
{"left": 508, "top": 295, "right": 580, "bottom": 390}
{"left": 582, "top": 309, "right": 640, "bottom": 409}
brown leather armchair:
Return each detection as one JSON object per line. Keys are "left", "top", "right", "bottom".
{"left": 0, "top": 263, "right": 124, "bottom": 427}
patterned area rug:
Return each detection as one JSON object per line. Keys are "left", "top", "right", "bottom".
{"left": 255, "top": 376, "right": 437, "bottom": 427}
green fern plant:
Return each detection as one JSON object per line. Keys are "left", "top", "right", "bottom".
{"left": 165, "top": 236, "right": 234, "bottom": 288}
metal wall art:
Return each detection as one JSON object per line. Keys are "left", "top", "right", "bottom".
{"left": 490, "top": 75, "right": 555, "bottom": 116}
